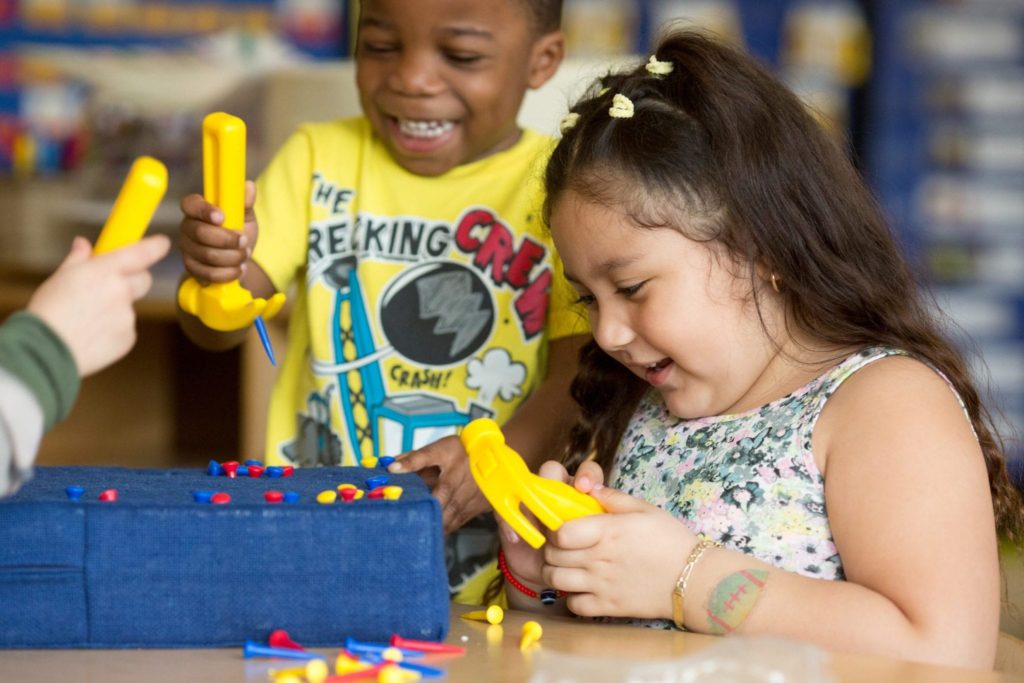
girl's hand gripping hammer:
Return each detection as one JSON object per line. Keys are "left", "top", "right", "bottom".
{"left": 460, "top": 418, "right": 604, "bottom": 549}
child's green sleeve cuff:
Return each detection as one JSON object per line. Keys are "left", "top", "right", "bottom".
{"left": 0, "top": 311, "right": 80, "bottom": 430}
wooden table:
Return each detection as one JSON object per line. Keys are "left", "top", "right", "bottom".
{"left": 0, "top": 604, "right": 1009, "bottom": 682}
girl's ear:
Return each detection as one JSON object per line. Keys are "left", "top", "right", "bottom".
{"left": 527, "top": 30, "right": 566, "bottom": 90}
{"left": 753, "top": 262, "right": 778, "bottom": 293}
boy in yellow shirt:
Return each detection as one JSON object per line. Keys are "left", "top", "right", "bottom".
{"left": 177, "top": 0, "right": 586, "bottom": 597}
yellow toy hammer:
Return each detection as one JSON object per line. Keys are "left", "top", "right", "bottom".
{"left": 94, "top": 156, "right": 167, "bottom": 256}
{"left": 460, "top": 418, "right": 604, "bottom": 549}
{"left": 177, "top": 112, "right": 285, "bottom": 361}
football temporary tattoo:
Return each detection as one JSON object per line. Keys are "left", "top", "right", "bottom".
{"left": 705, "top": 569, "right": 768, "bottom": 634}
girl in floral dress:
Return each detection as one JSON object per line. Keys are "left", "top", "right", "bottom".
{"left": 496, "top": 30, "right": 1024, "bottom": 671}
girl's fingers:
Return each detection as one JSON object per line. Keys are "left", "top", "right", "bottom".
{"left": 542, "top": 564, "right": 591, "bottom": 594}
{"left": 543, "top": 544, "right": 592, "bottom": 568}
{"left": 574, "top": 460, "right": 605, "bottom": 490}
{"left": 538, "top": 460, "right": 570, "bottom": 482}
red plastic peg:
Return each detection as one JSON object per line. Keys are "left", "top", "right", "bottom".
{"left": 222, "top": 461, "right": 240, "bottom": 478}
{"left": 339, "top": 488, "right": 357, "bottom": 503}
{"left": 269, "top": 629, "right": 305, "bottom": 651}
{"left": 248, "top": 465, "right": 264, "bottom": 478}
{"left": 211, "top": 492, "right": 231, "bottom": 504}
{"left": 98, "top": 489, "right": 118, "bottom": 502}
{"left": 282, "top": 466, "right": 295, "bottom": 477}
{"left": 389, "top": 633, "right": 466, "bottom": 655}
{"left": 264, "top": 490, "right": 284, "bottom": 504}
{"left": 367, "top": 488, "right": 386, "bottom": 500}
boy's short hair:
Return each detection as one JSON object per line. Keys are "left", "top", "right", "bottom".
{"left": 520, "top": 0, "right": 562, "bottom": 34}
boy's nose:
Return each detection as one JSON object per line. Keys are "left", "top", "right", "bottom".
{"left": 389, "top": 53, "right": 444, "bottom": 96}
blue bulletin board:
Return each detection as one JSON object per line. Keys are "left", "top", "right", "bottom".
{"left": 865, "top": 1, "right": 1024, "bottom": 478}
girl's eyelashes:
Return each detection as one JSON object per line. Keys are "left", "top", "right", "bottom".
{"left": 573, "top": 281, "right": 646, "bottom": 306}
{"left": 616, "top": 281, "right": 647, "bottom": 297}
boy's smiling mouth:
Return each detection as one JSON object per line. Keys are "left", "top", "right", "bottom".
{"left": 396, "top": 118, "right": 455, "bottom": 138}
{"left": 386, "top": 116, "right": 458, "bottom": 157}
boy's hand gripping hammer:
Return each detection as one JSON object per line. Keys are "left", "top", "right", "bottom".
{"left": 460, "top": 418, "right": 604, "bottom": 549}
{"left": 177, "top": 112, "right": 284, "bottom": 363}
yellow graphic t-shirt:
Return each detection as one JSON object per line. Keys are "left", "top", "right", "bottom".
{"left": 253, "top": 117, "right": 584, "bottom": 466}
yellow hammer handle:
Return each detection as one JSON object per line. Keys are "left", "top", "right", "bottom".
{"left": 93, "top": 156, "right": 167, "bottom": 255}
{"left": 202, "top": 112, "right": 246, "bottom": 231}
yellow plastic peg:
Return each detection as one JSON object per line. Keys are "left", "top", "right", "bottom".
{"left": 460, "top": 418, "right": 604, "bottom": 549}
{"left": 177, "top": 112, "right": 285, "bottom": 334}
{"left": 461, "top": 604, "right": 504, "bottom": 625}
{"left": 335, "top": 652, "right": 372, "bottom": 675}
{"left": 269, "top": 659, "right": 327, "bottom": 683}
{"left": 519, "top": 620, "right": 542, "bottom": 651}
{"left": 378, "top": 664, "right": 420, "bottom": 683}
{"left": 93, "top": 156, "right": 167, "bottom": 255}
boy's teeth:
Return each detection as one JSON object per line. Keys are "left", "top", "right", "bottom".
{"left": 398, "top": 119, "right": 454, "bottom": 138}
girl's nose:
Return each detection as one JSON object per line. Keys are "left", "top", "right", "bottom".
{"left": 591, "top": 307, "right": 634, "bottom": 353}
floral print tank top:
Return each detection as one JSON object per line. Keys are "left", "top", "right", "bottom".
{"left": 610, "top": 347, "right": 911, "bottom": 585}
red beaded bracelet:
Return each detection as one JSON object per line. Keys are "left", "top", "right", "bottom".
{"left": 497, "top": 549, "right": 566, "bottom": 604}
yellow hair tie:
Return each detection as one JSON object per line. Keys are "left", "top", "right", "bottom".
{"left": 608, "top": 93, "right": 634, "bottom": 119}
{"left": 559, "top": 112, "right": 580, "bottom": 134}
{"left": 645, "top": 55, "right": 674, "bottom": 76}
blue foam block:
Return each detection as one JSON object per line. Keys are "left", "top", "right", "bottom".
{"left": 0, "top": 466, "right": 448, "bottom": 648}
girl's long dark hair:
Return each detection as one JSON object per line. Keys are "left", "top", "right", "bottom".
{"left": 545, "top": 29, "right": 1023, "bottom": 540}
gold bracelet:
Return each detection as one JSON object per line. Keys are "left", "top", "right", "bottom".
{"left": 671, "top": 537, "right": 720, "bottom": 630}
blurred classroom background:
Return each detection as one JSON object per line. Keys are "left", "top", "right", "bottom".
{"left": 0, "top": 0, "right": 1022, "bottom": 627}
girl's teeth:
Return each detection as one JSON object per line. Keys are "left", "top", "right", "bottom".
{"left": 398, "top": 119, "right": 454, "bottom": 138}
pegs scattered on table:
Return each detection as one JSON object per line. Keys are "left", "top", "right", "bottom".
{"left": 344, "top": 637, "right": 423, "bottom": 659}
